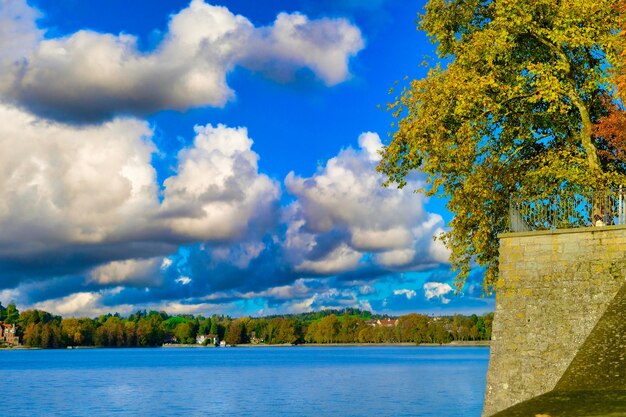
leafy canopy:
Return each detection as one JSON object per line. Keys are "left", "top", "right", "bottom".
{"left": 378, "top": 0, "right": 626, "bottom": 292}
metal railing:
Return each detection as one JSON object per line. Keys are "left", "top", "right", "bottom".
{"left": 509, "top": 189, "right": 626, "bottom": 232}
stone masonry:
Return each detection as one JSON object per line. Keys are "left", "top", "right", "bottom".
{"left": 482, "top": 225, "right": 626, "bottom": 416}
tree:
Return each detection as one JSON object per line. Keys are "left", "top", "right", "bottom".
{"left": 378, "top": 0, "right": 626, "bottom": 292}
{"left": 616, "top": 0, "right": 626, "bottom": 98}
{"left": 124, "top": 321, "right": 138, "bottom": 346}
{"left": 5, "top": 302, "right": 19, "bottom": 324}
{"left": 61, "top": 318, "right": 82, "bottom": 346}
{"left": 23, "top": 323, "right": 42, "bottom": 347}
{"left": 137, "top": 314, "right": 164, "bottom": 347}
{"left": 305, "top": 321, "right": 319, "bottom": 343}
{"left": 198, "top": 317, "right": 212, "bottom": 335}
{"left": 96, "top": 317, "right": 126, "bottom": 347}
{"left": 224, "top": 319, "right": 247, "bottom": 345}
{"left": 316, "top": 315, "right": 340, "bottom": 343}
{"left": 40, "top": 321, "right": 63, "bottom": 348}
{"left": 174, "top": 321, "right": 197, "bottom": 344}
{"left": 339, "top": 314, "right": 362, "bottom": 343}
{"left": 397, "top": 314, "right": 429, "bottom": 343}
{"left": 267, "top": 318, "right": 296, "bottom": 344}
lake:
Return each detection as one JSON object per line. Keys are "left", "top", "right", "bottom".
{"left": 0, "top": 346, "right": 489, "bottom": 416}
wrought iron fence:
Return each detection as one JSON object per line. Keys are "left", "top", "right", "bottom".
{"left": 509, "top": 189, "right": 626, "bottom": 232}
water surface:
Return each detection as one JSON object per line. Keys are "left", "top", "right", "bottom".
{"left": 1, "top": 346, "right": 489, "bottom": 416}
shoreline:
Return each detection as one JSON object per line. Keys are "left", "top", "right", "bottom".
{"left": 256, "top": 341, "right": 490, "bottom": 347}
{"left": 165, "top": 340, "right": 491, "bottom": 348}
{"left": 1, "top": 340, "right": 490, "bottom": 350}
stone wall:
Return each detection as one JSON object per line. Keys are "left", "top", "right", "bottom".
{"left": 482, "top": 225, "right": 626, "bottom": 416}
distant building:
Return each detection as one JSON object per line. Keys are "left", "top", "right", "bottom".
{"left": 250, "top": 331, "right": 264, "bottom": 344}
{"left": 0, "top": 322, "right": 19, "bottom": 346}
{"left": 250, "top": 336, "right": 264, "bottom": 344}
{"left": 378, "top": 319, "right": 398, "bottom": 327}
{"left": 366, "top": 319, "right": 399, "bottom": 327}
{"left": 196, "top": 334, "right": 219, "bottom": 346}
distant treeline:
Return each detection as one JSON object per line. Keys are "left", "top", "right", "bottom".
{"left": 0, "top": 302, "right": 493, "bottom": 348}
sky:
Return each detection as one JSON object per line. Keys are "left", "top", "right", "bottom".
{"left": 0, "top": 0, "right": 494, "bottom": 318}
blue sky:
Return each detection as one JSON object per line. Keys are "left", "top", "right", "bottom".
{"left": 0, "top": 0, "right": 493, "bottom": 317}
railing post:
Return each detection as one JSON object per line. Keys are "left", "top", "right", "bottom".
{"left": 617, "top": 185, "right": 625, "bottom": 224}
{"left": 552, "top": 193, "right": 557, "bottom": 230}
{"left": 508, "top": 188, "right": 626, "bottom": 232}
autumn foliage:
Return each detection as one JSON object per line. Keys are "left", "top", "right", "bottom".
{"left": 379, "top": 0, "right": 626, "bottom": 292}
{"left": 593, "top": 1, "right": 626, "bottom": 169}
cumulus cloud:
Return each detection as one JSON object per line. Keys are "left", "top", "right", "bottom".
{"left": 393, "top": 289, "right": 417, "bottom": 299}
{"left": 0, "top": 0, "right": 364, "bottom": 122}
{"left": 31, "top": 288, "right": 236, "bottom": 318}
{"left": 0, "top": 0, "right": 41, "bottom": 70}
{"left": 0, "top": 103, "right": 279, "bottom": 287}
{"left": 284, "top": 132, "right": 449, "bottom": 275}
{"left": 240, "top": 12, "right": 363, "bottom": 85}
{"left": 286, "top": 287, "right": 361, "bottom": 313}
{"left": 89, "top": 258, "right": 164, "bottom": 287}
{"left": 0, "top": 2, "right": 461, "bottom": 316}
{"left": 161, "top": 124, "right": 279, "bottom": 241}
{"left": 249, "top": 282, "right": 350, "bottom": 316}
{"left": 240, "top": 279, "right": 313, "bottom": 301}
{"left": 424, "top": 282, "right": 453, "bottom": 304}
{"left": 0, "top": 103, "right": 159, "bottom": 257}
{"left": 33, "top": 290, "right": 133, "bottom": 318}
{"left": 295, "top": 243, "right": 363, "bottom": 275}
{"left": 0, "top": 105, "right": 450, "bottom": 312}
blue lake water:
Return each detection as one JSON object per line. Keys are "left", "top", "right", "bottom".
{"left": 1, "top": 346, "right": 489, "bottom": 417}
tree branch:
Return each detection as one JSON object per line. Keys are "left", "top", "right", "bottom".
{"left": 527, "top": 28, "right": 603, "bottom": 176}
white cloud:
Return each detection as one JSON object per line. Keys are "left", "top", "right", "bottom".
{"left": 282, "top": 295, "right": 318, "bottom": 314}
{"left": 295, "top": 243, "right": 363, "bottom": 275}
{"left": 33, "top": 289, "right": 235, "bottom": 317}
{"left": 89, "top": 258, "right": 163, "bottom": 287}
{"left": 239, "top": 279, "right": 314, "bottom": 300}
{"left": 424, "top": 282, "right": 453, "bottom": 304}
{"left": 393, "top": 288, "right": 417, "bottom": 299}
{"left": 161, "top": 258, "right": 173, "bottom": 270}
{"left": 358, "top": 285, "right": 376, "bottom": 295}
{"left": 0, "top": 102, "right": 158, "bottom": 256}
{"left": 376, "top": 248, "right": 417, "bottom": 267}
{"left": 0, "top": 0, "right": 42, "bottom": 74}
{"left": 359, "top": 299, "right": 373, "bottom": 312}
{"left": 162, "top": 124, "right": 279, "bottom": 241}
{"left": 0, "top": 109, "right": 452, "bottom": 309}
{"left": 151, "top": 300, "right": 230, "bottom": 316}
{"left": 358, "top": 131, "right": 383, "bottom": 162}
{"left": 284, "top": 132, "right": 448, "bottom": 274}
{"left": 0, "top": 0, "right": 364, "bottom": 121}
{"left": 0, "top": 288, "right": 20, "bottom": 305}
{"left": 241, "top": 12, "right": 364, "bottom": 85}
{"left": 33, "top": 291, "right": 135, "bottom": 318}
{"left": 429, "top": 227, "right": 452, "bottom": 263}
{"left": 175, "top": 276, "right": 192, "bottom": 285}
{"left": 0, "top": 103, "right": 279, "bottom": 286}
{"left": 209, "top": 241, "right": 266, "bottom": 269}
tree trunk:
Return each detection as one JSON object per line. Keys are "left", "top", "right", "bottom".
{"left": 530, "top": 31, "right": 603, "bottom": 176}
{"left": 569, "top": 88, "right": 602, "bottom": 175}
